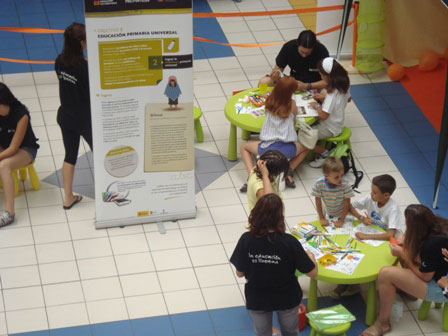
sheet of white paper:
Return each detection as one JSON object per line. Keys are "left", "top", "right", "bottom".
{"left": 325, "top": 216, "right": 354, "bottom": 235}
{"left": 326, "top": 253, "right": 365, "bottom": 275}
{"left": 353, "top": 224, "right": 386, "bottom": 247}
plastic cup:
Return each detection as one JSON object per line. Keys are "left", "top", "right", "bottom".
{"left": 259, "top": 83, "right": 268, "bottom": 95}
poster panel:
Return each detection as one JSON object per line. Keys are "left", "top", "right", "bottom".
{"left": 84, "top": 0, "right": 195, "bottom": 228}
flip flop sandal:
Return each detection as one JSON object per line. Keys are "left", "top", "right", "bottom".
{"left": 361, "top": 320, "right": 391, "bottom": 336}
{"left": 240, "top": 183, "right": 248, "bottom": 193}
{"left": 63, "top": 195, "right": 83, "bottom": 210}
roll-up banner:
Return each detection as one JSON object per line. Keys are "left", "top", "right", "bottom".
{"left": 84, "top": 0, "right": 195, "bottom": 229}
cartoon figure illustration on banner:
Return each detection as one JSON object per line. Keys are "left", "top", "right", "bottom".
{"left": 164, "top": 75, "right": 182, "bottom": 110}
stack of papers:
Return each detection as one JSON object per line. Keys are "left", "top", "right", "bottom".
{"left": 293, "top": 93, "right": 319, "bottom": 118}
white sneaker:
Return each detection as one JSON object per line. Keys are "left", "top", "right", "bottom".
{"left": 309, "top": 155, "right": 327, "bottom": 168}
{"left": 0, "top": 211, "right": 15, "bottom": 228}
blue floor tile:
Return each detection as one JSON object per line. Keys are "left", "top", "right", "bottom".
{"left": 171, "top": 310, "right": 215, "bottom": 336}
{"left": 383, "top": 94, "right": 418, "bottom": 109}
{"left": 381, "top": 136, "right": 420, "bottom": 155}
{"left": 412, "top": 185, "right": 448, "bottom": 209}
{"left": 352, "top": 96, "right": 388, "bottom": 112}
{"left": 91, "top": 320, "right": 133, "bottom": 336}
{"left": 196, "top": 156, "right": 227, "bottom": 173}
{"left": 391, "top": 106, "right": 427, "bottom": 123}
{"left": 131, "top": 316, "right": 174, "bottom": 336}
{"left": 372, "top": 123, "right": 409, "bottom": 141}
{"left": 0, "top": 37, "right": 26, "bottom": 50}
{"left": 16, "top": 2, "right": 45, "bottom": 15}
{"left": 209, "top": 306, "right": 253, "bottom": 333}
{"left": 362, "top": 109, "right": 399, "bottom": 126}
{"left": 349, "top": 84, "right": 378, "bottom": 98}
{"left": 392, "top": 153, "right": 434, "bottom": 173}
{"left": 18, "top": 13, "right": 50, "bottom": 28}
{"left": 400, "top": 169, "right": 436, "bottom": 188}
{"left": 412, "top": 132, "right": 439, "bottom": 152}
{"left": 373, "top": 81, "right": 408, "bottom": 96}
{"left": 50, "top": 325, "right": 92, "bottom": 336}
{"left": 24, "top": 35, "right": 55, "bottom": 49}
{"left": 0, "top": 14, "right": 20, "bottom": 26}
{"left": 402, "top": 120, "right": 437, "bottom": 137}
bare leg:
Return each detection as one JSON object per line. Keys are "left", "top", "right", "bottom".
{"left": 287, "top": 143, "right": 309, "bottom": 183}
{"left": 240, "top": 141, "right": 260, "bottom": 175}
{"left": 361, "top": 266, "right": 428, "bottom": 335}
{"left": 62, "top": 161, "right": 77, "bottom": 208}
{"left": 0, "top": 150, "right": 33, "bottom": 215}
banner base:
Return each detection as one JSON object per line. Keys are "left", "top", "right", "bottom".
{"left": 94, "top": 209, "right": 197, "bottom": 229}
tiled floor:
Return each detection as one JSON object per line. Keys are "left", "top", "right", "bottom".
{"left": 1, "top": 0, "right": 447, "bottom": 335}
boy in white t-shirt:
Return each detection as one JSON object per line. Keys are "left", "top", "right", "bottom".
{"left": 350, "top": 174, "right": 405, "bottom": 240}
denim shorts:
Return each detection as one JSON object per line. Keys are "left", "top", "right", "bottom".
{"left": 426, "top": 279, "right": 448, "bottom": 303}
{"left": 258, "top": 141, "right": 297, "bottom": 159}
{"left": 20, "top": 146, "right": 38, "bottom": 161}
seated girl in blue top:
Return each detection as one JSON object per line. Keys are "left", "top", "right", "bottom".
{"left": 361, "top": 204, "right": 448, "bottom": 336}
{"left": 0, "top": 83, "right": 39, "bottom": 227}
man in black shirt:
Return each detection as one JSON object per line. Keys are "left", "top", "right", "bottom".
{"left": 259, "top": 30, "right": 329, "bottom": 90}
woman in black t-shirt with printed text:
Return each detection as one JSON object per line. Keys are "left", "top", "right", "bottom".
{"left": 55, "top": 22, "right": 92, "bottom": 210}
{"left": 361, "top": 204, "right": 448, "bottom": 336}
{"left": 231, "top": 193, "right": 317, "bottom": 336}
{"left": 0, "top": 83, "right": 39, "bottom": 227}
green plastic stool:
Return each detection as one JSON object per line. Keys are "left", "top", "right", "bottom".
{"left": 319, "top": 126, "right": 352, "bottom": 151}
{"left": 418, "top": 301, "right": 448, "bottom": 332}
{"left": 194, "top": 106, "right": 204, "bottom": 142}
{"left": 309, "top": 320, "right": 351, "bottom": 336}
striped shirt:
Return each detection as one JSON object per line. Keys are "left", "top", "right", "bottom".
{"left": 311, "top": 177, "right": 354, "bottom": 217}
{"left": 259, "top": 110, "right": 297, "bottom": 148}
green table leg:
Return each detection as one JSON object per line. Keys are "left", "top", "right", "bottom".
{"left": 307, "top": 278, "right": 318, "bottom": 312}
{"left": 227, "top": 124, "right": 237, "bottom": 161}
{"left": 418, "top": 301, "right": 431, "bottom": 320}
{"left": 366, "top": 281, "right": 376, "bottom": 326}
{"left": 242, "top": 129, "right": 251, "bottom": 141}
{"left": 194, "top": 119, "right": 204, "bottom": 143}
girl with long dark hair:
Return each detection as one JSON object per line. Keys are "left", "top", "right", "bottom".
{"left": 55, "top": 22, "right": 92, "bottom": 210}
{"left": 361, "top": 204, "right": 448, "bottom": 336}
{"left": 0, "top": 83, "right": 39, "bottom": 227}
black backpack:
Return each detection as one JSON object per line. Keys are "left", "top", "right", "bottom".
{"left": 328, "top": 144, "right": 364, "bottom": 192}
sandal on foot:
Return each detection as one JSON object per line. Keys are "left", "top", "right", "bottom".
{"left": 240, "top": 183, "right": 248, "bottom": 193}
{"left": 361, "top": 320, "right": 391, "bottom": 336}
{"left": 285, "top": 169, "right": 296, "bottom": 188}
{"left": 63, "top": 195, "right": 83, "bottom": 210}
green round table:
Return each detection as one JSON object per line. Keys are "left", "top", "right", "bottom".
{"left": 224, "top": 88, "right": 315, "bottom": 161}
{"left": 305, "top": 220, "right": 397, "bottom": 326}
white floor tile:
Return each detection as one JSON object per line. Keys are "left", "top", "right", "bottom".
{"left": 194, "top": 70, "right": 219, "bottom": 85}
{"left": 35, "top": 241, "right": 75, "bottom": 264}
{"left": 107, "top": 224, "right": 144, "bottom": 237}
{"left": 158, "top": 268, "right": 199, "bottom": 292}
{"left": 196, "top": 96, "right": 228, "bottom": 112}
{"left": 0, "top": 227, "right": 33, "bottom": 249}
{"left": 115, "top": 252, "right": 155, "bottom": 275}
{"left": 220, "top": 80, "right": 252, "bottom": 97}
{"left": 0, "top": 312, "right": 5, "bottom": 334}
{"left": 125, "top": 293, "right": 168, "bottom": 319}
{"left": 26, "top": 188, "right": 63, "bottom": 208}
{"left": 109, "top": 234, "right": 149, "bottom": 255}
{"left": 39, "top": 96, "right": 60, "bottom": 111}
{"left": 77, "top": 256, "right": 118, "bottom": 280}
{"left": 3, "top": 73, "right": 35, "bottom": 86}
{"left": 352, "top": 141, "right": 387, "bottom": 158}
{"left": 43, "top": 282, "right": 84, "bottom": 306}
{"left": 39, "top": 261, "right": 80, "bottom": 285}
{"left": 216, "top": 222, "right": 246, "bottom": 243}
{"left": 203, "top": 188, "right": 242, "bottom": 207}
{"left": 86, "top": 298, "right": 128, "bottom": 324}
{"left": 65, "top": 201, "right": 96, "bottom": 221}
{"left": 392, "top": 187, "right": 419, "bottom": 206}
{"left": 69, "top": 219, "right": 108, "bottom": 240}
{"left": 188, "top": 244, "right": 229, "bottom": 267}
{"left": 164, "top": 289, "right": 206, "bottom": 314}
{"left": 47, "top": 303, "right": 89, "bottom": 329}
{"left": 146, "top": 229, "right": 185, "bottom": 251}
{"left": 350, "top": 126, "right": 378, "bottom": 143}
{"left": 195, "top": 264, "right": 237, "bottom": 288}
{"left": 32, "top": 223, "right": 71, "bottom": 244}
{"left": 120, "top": 272, "right": 161, "bottom": 296}
{"left": 6, "top": 308, "right": 48, "bottom": 334}
{"left": 73, "top": 237, "right": 112, "bottom": 260}
{"left": 0, "top": 265, "right": 40, "bottom": 289}
{"left": 209, "top": 204, "right": 248, "bottom": 224}
{"left": 151, "top": 248, "right": 192, "bottom": 271}
{"left": 194, "top": 83, "right": 225, "bottom": 99}
{"left": 358, "top": 156, "right": 398, "bottom": 174}
{"left": 214, "top": 68, "right": 249, "bottom": 83}
{"left": 182, "top": 226, "right": 221, "bottom": 247}
{"left": 82, "top": 277, "right": 123, "bottom": 301}
{"left": 0, "top": 246, "right": 37, "bottom": 268}
{"left": 33, "top": 71, "right": 58, "bottom": 85}
{"left": 202, "top": 284, "right": 244, "bottom": 309}
{"left": 3, "top": 286, "right": 45, "bottom": 311}
{"left": 283, "top": 197, "right": 316, "bottom": 217}
{"left": 209, "top": 56, "right": 241, "bottom": 70}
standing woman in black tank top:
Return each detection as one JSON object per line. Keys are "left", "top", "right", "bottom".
{"left": 55, "top": 22, "right": 93, "bottom": 210}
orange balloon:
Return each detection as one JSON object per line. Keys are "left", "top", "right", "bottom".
{"left": 387, "top": 63, "right": 405, "bottom": 81}
{"left": 419, "top": 50, "right": 439, "bottom": 71}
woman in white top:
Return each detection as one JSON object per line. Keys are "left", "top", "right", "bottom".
{"left": 240, "top": 76, "right": 299, "bottom": 191}
{"left": 289, "top": 57, "right": 351, "bottom": 175}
